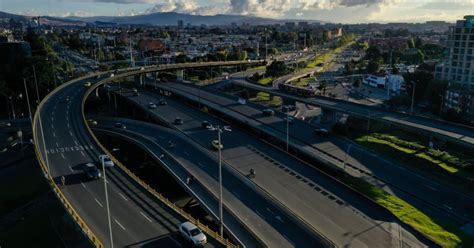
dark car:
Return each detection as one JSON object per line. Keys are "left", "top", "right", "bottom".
{"left": 262, "top": 109, "right": 274, "bottom": 116}
{"left": 173, "top": 117, "right": 183, "bottom": 125}
{"left": 201, "top": 121, "right": 212, "bottom": 129}
{"left": 83, "top": 162, "right": 102, "bottom": 180}
{"left": 148, "top": 102, "right": 157, "bottom": 109}
{"left": 114, "top": 122, "right": 126, "bottom": 129}
{"left": 158, "top": 99, "right": 167, "bottom": 105}
{"left": 314, "top": 128, "right": 329, "bottom": 137}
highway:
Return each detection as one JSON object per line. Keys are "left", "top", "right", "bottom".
{"left": 143, "top": 82, "right": 474, "bottom": 224}
{"left": 32, "top": 73, "right": 228, "bottom": 247}
{"left": 116, "top": 87, "right": 434, "bottom": 247}
{"left": 93, "top": 117, "right": 332, "bottom": 248}
{"left": 231, "top": 76, "right": 474, "bottom": 149}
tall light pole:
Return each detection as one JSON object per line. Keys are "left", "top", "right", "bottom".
{"left": 209, "top": 125, "right": 231, "bottom": 237}
{"left": 9, "top": 96, "right": 16, "bottom": 119}
{"left": 343, "top": 144, "right": 352, "bottom": 170}
{"left": 409, "top": 81, "right": 416, "bottom": 116}
{"left": 101, "top": 157, "right": 113, "bottom": 248}
{"left": 284, "top": 105, "right": 290, "bottom": 152}
{"left": 33, "top": 64, "right": 40, "bottom": 105}
{"left": 23, "top": 79, "right": 32, "bottom": 120}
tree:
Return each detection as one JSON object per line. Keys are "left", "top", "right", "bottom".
{"left": 175, "top": 54, "right": 189, "bottom": 63}
{"left": 344, "top": 62, "right": 354, "bottom": 75}
{"left": 265, "top": 60, "right": 290, "bottom": 77}
{"left": 366, "top": 58, "right": 383, "bottom": 73}
{"left": 415, "top": 37, "right": 423, "bottom": 49}
{"left": 407, "top": 38, "right": 415, "bottom": 49}
{"left": 352, "top": 79, "right": 361, "bottom": 88}
{"left": 365, "top": 46, "right": 382, "bottom": 60}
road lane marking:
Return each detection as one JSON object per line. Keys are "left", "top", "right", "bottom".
{"left": 140, "top": 212, "right": 153, "bottom": 222}
{"left": 266, "top": 207, "right": 275, "bottom": 215}
{"left": 81, "top": 151, "right": 86, "bottom": 157}
{"left": 56, "top": 142, "right": 59, "bottom": 147}
{"left": 53, "top": 132, "right": 56, "bottom": 137}
{"left": 184, "top": 151, "right": 189, "bottom": 156}
{"left": 68, "top": 166, "right": 73, "bottom": 172}
{"left": 114, "top": 219, "right": 126, "bottom": 230}
{"left": 197, "top": 162, "right": 204, "bottom": 167}
{"left": 81, "top": 182, "right": 86, "bottom": 188}
{"left": 70, "top": 131, "right": 73, "bottom": 136}
{"left": 443, "top": 204, "right": 453, "bottom": 210}
{"left": 61, "top": 153, "right": 66, "bottom": 159}
{"left": 275, "top": 215, "right": 284, "bottom": 223}
{"left": 95, "top": 198, "right": 103, "bottom": 207}
{"left": 424, "top": 185, "right": 436, "bottom": 191}
{"left": 74, "top": 140, "right": 78, "bottom": 145}
{"left": 118, "top": 193, "right": 128, "bottom": 201}
{"left": 255, "top": 210, "right": 265, "bottom": 219}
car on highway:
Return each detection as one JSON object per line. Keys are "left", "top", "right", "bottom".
{"left": 83, "top": 162, "right": 102, "bottom": 180}
{"left": 87, "top": 119, "right": 98, "bottom": 126}
{"left": 132, "top": 88, "right": 139, "bottom": 96}
{"left": 158, "top": 99, "right": 167, "bottom": 105}
{"left": 314, "top": 128, "right": 329, "bottom": 137}
{"left": 148, "top": 102, "right": 157, "bottom": 109}
{"left": 262, "top": 109, "right": 274, "bottom": 116}
{"left": 201, "top": 121, "right": 212, "bottom": 129}
{"left": 65, "top": 95, "right": 70, "bottom": 102}
{"left": 114, "top": 122, "right": 126, "bottom": 129}
{"left": 99, "top": 154, "right": 114, "bottom": 168}
{"left": 211, "top": 140, "right": 223, "bottom": 150}
{"left": 179, "top": 222, "right": 207, "bottom": 246}
{"left": 109, "top": 73, "right": 115, "bottom": 78}
{"left": 84, "top": 82, "right": 91, "bottom": 87}
{"left": 173, "top": 117, "right": 183, "bottom": 125}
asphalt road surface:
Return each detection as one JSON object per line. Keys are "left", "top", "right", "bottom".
{"left": 117, "top": 87, "right": 434, "bottom": 248}
{"left": 33, "top": 74, "right": 223, "bottom": 248}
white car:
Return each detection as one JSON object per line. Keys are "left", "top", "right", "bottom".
{"left": 84, "top": 82, "right": 91, "bottom": 87}
{"left": 99, "top": 154, "right": 114, "bottom": 168}
{"left": 179, "top": 222, "right": 207, "bottom": 246}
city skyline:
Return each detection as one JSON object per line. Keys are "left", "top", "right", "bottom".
{"left": 0, "top": 0, "right": 473, "bottom": 23}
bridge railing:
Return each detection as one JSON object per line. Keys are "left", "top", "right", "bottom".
{"left": 82, "top": 77, "right": 238, "bottom": 248}
{"left": 32, "top": 72, "right": 106, "bottom": 248}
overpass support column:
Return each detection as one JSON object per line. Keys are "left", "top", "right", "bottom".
{"left": 321, "top": 108, "right": 335, "bottom": 124}
{"left": 176, "top": 69, "right": 184, "bottom": 81}
{"left": 282, "top": 98, "right": 296, "bottom": 107}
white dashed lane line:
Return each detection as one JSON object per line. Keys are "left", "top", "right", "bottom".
{"left": 118, "top": 193, "right": 128, "bottom": 201}
{"left": 80, "top": 151, "right": 86, "bottom": 157}
{"left": 68, "top": 166, "right": 73, "bottom": 172}
{"left": 114, "top": 219, "right": 126, "bottom": 231}
{"left": 81, "top": 182, "right": 87, "bottom": 189}
{"left": 61, "top": 153, "right": 66, "bottom": 159}
{"left": 140, "top": 212, "right": 153, "bottom": 222}
{"left": 95, "top": 198, "right": 103, "bottom": 208}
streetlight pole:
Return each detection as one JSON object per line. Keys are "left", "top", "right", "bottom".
{"left": 284, "top": 105, "right": 290, "bottom": 152}
{"left": 210, "top": 125, "right": 231, "bottom": 237}
{"left": 9, "top": 96, "right": 16, "bottom": 119}
{"left": 101, "top": 159, "right": 114, "bottom": 248}
{"left": 410, "top": 81, "right": 416, "bottom": 116}
{"left": 33, "top": 64, "right": 40, "bottom": 105}
{"left": 343, "top": 144, "right": 352, "bottom": 170}
{"left": 23, "top": 79, "right": 32, "bottom": 121}
{"left": 217, "top": 128, "right": 223, "bottom": 237}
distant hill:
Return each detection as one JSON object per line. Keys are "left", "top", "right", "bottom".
{"left": 0, "top": 10, "right": 322, "bottom": 27}
{"left": 66, "top": 12, "right": 323, "bottom": 26}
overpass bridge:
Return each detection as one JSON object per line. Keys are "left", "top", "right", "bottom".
{"left": 113, "top": 85, "right": 434, "bottom": 248}
{"left": 230, "top": 78, "right": 474, "bottom": 150}
{"left": 93, "top": 117, "right": 333, "bottom": 248}
{"left": 32, "top": 60, "right": 263, "bottom": 247}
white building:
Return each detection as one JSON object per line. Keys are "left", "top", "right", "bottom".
{"left": 363, "top": 74, "right": 406, "bottom": 94}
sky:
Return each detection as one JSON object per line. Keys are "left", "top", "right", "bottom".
{"left": 0, "top": 0, "right": 473, "bottom": 23}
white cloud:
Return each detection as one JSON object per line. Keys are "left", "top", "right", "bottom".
{"left": 229, "top": 0, "right": 292, "bottom": 17}
{"left": 145, "top": 0, "right": 224, "bottom": 15}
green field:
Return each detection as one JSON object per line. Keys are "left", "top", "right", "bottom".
{"left": 344, "top": 176, "right": 469, "bottom": 248}
{"left": 355, "top": 132, "right": 473, "bottom": 192}
{"left": 254, "top": 92, "right": 282, "bottom": 107}
{"left": 257, "top": 77, "right": 274, "bottom": 86}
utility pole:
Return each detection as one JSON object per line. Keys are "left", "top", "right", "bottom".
{"left": 33, "top": 65, "right": 40, "bottom": 105}
{"left": 410, "top": 81, "right": 416, "bottom": 116}
{"left": 23, "top": 79, "right": 32, "bottom": 120}
{"left": 101, "top": 159, "right": 114, "bottom": 248}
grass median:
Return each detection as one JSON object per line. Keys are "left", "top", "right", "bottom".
{"left": 354, "top": 132, "right": 473, "bottom": 194}
{"left": 343, "top": 176, "right": 470, "bottom": 248}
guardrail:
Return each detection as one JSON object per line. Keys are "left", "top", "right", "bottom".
{"left": 150, "top": 83, "right": 443, "bottom": 247}
{"left": 82, "top": 77, "right": 239, "bottom": 247}
{"left": 32, "top": 72, "right": 106, "bottom": 248}
{"left": 93, "top": 127, "right": 247, "bottom": 247}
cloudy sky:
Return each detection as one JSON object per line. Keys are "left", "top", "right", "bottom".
{"left": 0, "top": 0, "right": 472, "bottom": 23}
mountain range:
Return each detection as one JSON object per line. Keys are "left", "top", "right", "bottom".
{"left": 0, "top": 11, "right": 324, "bottom": 27}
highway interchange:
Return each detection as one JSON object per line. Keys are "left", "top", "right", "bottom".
{"left": 146, "top": 81, "right": 474, "bottom": 225}
{"left": 29, "top": 59, "right": 473, "bottom": 247}
{"left": 114, "top": 86, "right": 433, "bottom": 247}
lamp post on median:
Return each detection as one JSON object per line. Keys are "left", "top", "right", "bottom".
{"left": 102, "top": 148, "right": 119, "bottom": 248}
{"left": 283, "top": 105, "right": 291, "bottom": 152}
{"left": 343, "top": 144, "right": 352, "bottom": 170}
{"left": 409, "top": 81, "right": 416, "bottom": 116}
{"left": 209, "top": 125, "right": 231, "bottom": 237}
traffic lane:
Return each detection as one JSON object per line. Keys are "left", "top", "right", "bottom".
{"left": 133, "top": 92, "right": 423, "bottom": 247}
{"left": 94, "top": 126, "right": 259, "bottom": 248}
{"left": 162, "top": 82, "right": 474, "bottom": 221}
{"left": 37, "top": 82, "right": 193, "bottom": 247}
{"left": 98, "top": 119, "right": 325, "bottom": 248}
